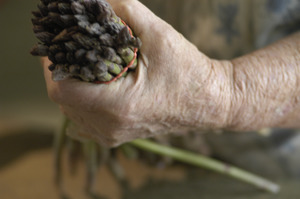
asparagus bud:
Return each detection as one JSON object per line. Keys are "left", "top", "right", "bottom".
{"left": 118, "top": 47, "right": 137, "bottom": 68}
{"left": 37, "top": 2, "right": 48, "bottom": 16}
{"left": 58, "top": 3, "right": 72, "bottom": 14}
{"left": 30, "top": 44, "right": 49, "bottom": 56}
{"left": 71, "top": 1, "right": 86, "bottom": 15}
{"left": 80, "top": 67, "right": 96, "bottom": 82}
{"left": 60, "top": 15, "right": 76, "bottom": 26}
{"left": 35, "top": 32, "right": 55, "bottom": 43}
{"left": 33, "top": 25, "right": 45, "bottom": 33}
{"left": 48, "top": 2, "right": 59, "bottom": 12}
{"left": 52, "top": 64, "right": 69, "bottom": 81}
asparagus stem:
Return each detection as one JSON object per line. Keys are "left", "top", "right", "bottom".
{"left": 107, "top": 150, "right": 127, "bottom": 186}
{"left": 83, "top": 141, "right": 99, "bottom": 195}
{"left": 54, "top": 117, "right": 70, "bottom": 198}
{"left": 54, "top": 117, "right": 69, "bottom": 185}
{"left": 66, "top": 138, "right": 81, "bottom": 175}
{"left": 120, "top": 144, "right": 139, "bottom": 159}
{"left": 58, "top": 118, "right": 280, "bottom": 194}
{"left": 130, "top": 139, "right": 280, "bottom": 194}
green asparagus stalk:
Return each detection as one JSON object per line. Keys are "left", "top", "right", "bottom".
{"left": 53, "top": 117, "right": 70, "bottom": 198}
{"left": 130, "top": 139, "right": 280, "bottom": 194}
{"left": 83, "top": 141, "right": 99, "bottom": 195}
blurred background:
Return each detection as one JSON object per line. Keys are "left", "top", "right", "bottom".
{"left": 0, "top": 0, "right": 300, "bottom": 199}
{"left": 0, "top": 0, "right": 61, "bottom": 130}
{"left": 0, "top": 0, "right": 63, "bottom": 198}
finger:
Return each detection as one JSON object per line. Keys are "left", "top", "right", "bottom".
{"left": 41, "top": 57, "right": 52, "bottom": 85}
{"left": 42, "top": 56, "right": 129, "bottom": 110}
{"left": 42, "top": 57, "right": 102, "bottom": 107}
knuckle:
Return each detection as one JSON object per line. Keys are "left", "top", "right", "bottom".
{"left": 160, "top": 29, "right": 176, "bottom": 49}
{"left": 116, "top": 1, "right": 134, "bottom": 15}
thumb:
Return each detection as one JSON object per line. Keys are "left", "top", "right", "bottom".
{"left": 107, "top": 0, "right": 159, "bottom": 36}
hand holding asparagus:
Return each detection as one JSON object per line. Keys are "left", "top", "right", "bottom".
{"left": 40, "top": 0, "right": 232, "bottom": 146}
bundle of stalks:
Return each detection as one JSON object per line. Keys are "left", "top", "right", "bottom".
{"left": 54, "top": 118, "right": 280, "bottom": 198}
{"left": 31, "top": 0, "right": 141, "bottom": 83}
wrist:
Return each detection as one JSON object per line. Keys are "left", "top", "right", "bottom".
{"left": 181, "top": 57, "right": 234, "bottom": 130}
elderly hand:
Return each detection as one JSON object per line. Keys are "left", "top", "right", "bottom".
{"left": 43, "top": 0, "right": 233, "bottom": 146}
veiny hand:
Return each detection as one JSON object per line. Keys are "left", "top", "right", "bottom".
{"left": 43, "top": 0, "right": 233, "bottom": 146}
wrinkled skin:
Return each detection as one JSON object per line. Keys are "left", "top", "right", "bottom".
{"left": 43, "top": 0, "right": 300, "bottom": 147}
{"left": 43, "top": 0, "right": 232, "bottom": 146}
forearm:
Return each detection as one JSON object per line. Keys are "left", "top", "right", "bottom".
{"left": 228, "top": 32, "right": 300, "bottom": 130}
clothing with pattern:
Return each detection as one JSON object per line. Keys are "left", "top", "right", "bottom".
{"left": 140, "top": 0, "right": 300, "bottom": 59}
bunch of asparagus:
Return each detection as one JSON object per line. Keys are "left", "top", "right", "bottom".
{"left": 31, "top": 0, "right": 141, "bottom": 83}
